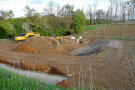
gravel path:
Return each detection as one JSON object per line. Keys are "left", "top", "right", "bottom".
{"left": 0, "top": 64, "right": 67, "bottom": 85}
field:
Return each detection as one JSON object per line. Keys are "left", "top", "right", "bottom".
{"left": 0, "top": 25, "right": 135, "bottom": 89}
{"left": 82, "top": 25, "right": 102, "bottom": 31}
{"left": 83, "top": 24, "right": 135, "bottom": 38}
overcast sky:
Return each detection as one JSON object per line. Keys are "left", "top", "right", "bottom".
{"left": 0, "top": 0, "right": 112, "bottom": 17}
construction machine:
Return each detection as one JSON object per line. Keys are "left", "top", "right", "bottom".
{"left": 14, "top": 32, "right": 40, "bottom": 42}
{"left": 52, "top": 34, "right": 62, "bottom": 42}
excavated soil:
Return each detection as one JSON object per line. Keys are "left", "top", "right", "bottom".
{"left": 24, "top": 36, "right": 66, "bottom": 54}
{"left": 25, "top": 36, "right": 59, "bottom": 48}
{"left": 56, "top": 80, "right": 69, "bottom": 88}
{"left": 12, "top": 43, "right": 34, "bottom": 53}
{"left": 12, "top": 36, "right": 87, "bottom": 55}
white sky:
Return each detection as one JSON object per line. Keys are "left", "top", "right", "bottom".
{"left": 0, "top": 0, "right": 111, "bottom": 17}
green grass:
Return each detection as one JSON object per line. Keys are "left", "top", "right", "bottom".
{"left": 0, "top": 68, "right": 65, "bottom": 90}
{"left": 82, "top": 25, "right": 102, "bottom": 31}
{"left": 0, "top": 39, "right": 14, "bottom": 43}
{"left": 113, "top": 38, "right": 135, "bottom": 42}
{"left": 98, "top": 50, "right": 108, "bottom": 56}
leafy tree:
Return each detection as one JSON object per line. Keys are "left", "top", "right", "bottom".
{"left": 0, "top": 26, "right": 8, "bottom": 38}
{"left": 26, "top": 13, "right": 42, "bottom": 25}
{"left": 73, "top": 9, "right": 86, "bottom": 33}
{"left": 0, "top": 22, "right": 13, "bottom": 35}
{"left": 7, "top": 18, "right": 26, "bottom": 36}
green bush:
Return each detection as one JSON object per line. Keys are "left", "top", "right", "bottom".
{"left": 53, "top": 28, "right": 67, "bottom": 36}
{"left": 0, "top": 17, "right": 74, "bottom": 38}
{"left": 0, "top": 22, "right": 13, "bottom": 35}
{"left": 7, "top": 18, "right": 26, "bottom": 36}
{"left": 0, "top": 26, "right": 8, "bottom": 39}
{"left": 0, "top": 18, "right": 26, "bottom": 38}
{"left": 29, "top": 23, "right": 51, "bottom": 36}
{"left": 73, "top": 9, "right": 86, "bottom": 34}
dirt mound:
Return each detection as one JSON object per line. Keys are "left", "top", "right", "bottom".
{"left": 56, "top": 80, "right": 69, "bottom": 88}
{"left": 25, "top": 36, "right": 59, "bottom": 49}
{"left": 47, "top": 66, "right": 66, "bottom": 76}
{"left": 23, "top": 36, "right": 67, "bottom": 54}
{"left": 12, "top": 43, "right": 34, "bottom": 53}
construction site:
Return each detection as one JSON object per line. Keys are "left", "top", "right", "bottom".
{"left": 0, "top": 24, "right": 135, "bottom": 89}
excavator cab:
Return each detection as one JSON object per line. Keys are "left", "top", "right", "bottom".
{"left": 52, "top": 34, "right": 62, "bottom": 42}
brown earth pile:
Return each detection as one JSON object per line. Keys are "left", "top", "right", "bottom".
{"left": 12, "top": 36, "right": 94, "bottom": 54}
{"left": 12, "top": 43, "right": 34, "bottom": 53}
{"left": 56, "top": 80, "right": 69, "bottom": 88}
{"left": 24, "top": 36, "right": 68, "bottom": 54}
{"left": 25, "top": 36, "right": 59, "bottom": 49}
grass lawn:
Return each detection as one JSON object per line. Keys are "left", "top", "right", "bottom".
{"left": 82, "top": 25, "right": 103, "bottom": 31}
{"left": 0, "top": 39, "right": 14, "bottom": 42}
{"left": 113, "top": 37, "right": 135, "bottom": 42}
{"left": 0, "top": 68, "right": 65, "bottom": 90}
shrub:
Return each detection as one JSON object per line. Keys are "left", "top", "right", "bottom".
{"left": 53, "top": 28, "right": 67, "bottom": 36}
{"left": 73, "top": 9, "right": 86, "bottom": 34}
{"left": 0, "top": 26, "right": 8, "bottom": 38}
{"left": 0, "top": 21, "right": 13, "bottom": 35}
{"left": 7, "top": 18, "right": 26, "bottom": 36}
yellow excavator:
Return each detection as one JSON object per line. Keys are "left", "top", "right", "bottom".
{"left": 52, "top": 34, "right": 62, "bottom": 42}
{"left": 15, "top": 33, "right": 62, "bottom": 42}
{"left": 14, "top": 32, "right": 40, "bottom": 42}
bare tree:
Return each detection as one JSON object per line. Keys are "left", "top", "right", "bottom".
{"left": 0, "top": 10, "right": 14, "bottom": 20}
{"left": 96, "top": 9, "right": 105, "bottom": 24}
{"left": 126, "top": 1, "right": 134, "bottom": 20}
{"left": 44, "top": 1, "right": 55, "bottom": 15}
{"left": 114, "top": 0, "right": 119, "bottom": 20}
{"left": 120, "top": 2, "right": 126, "bottom": 22}
{"left": 59, "top": 4, "right": 74, "bottom": 17}
{"left": 86, "top": 5, "right": 93, "bottom": 25}
{"left": 23, "top": 5, "right": 36, "bottom": 17}
{"left": 93, "top": 2, "right": 97, "bottom": 24}
{"left": 56, "top": 4, "right": 61, "bottom": 16}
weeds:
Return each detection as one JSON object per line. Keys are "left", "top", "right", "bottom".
{"left": 0, "top": 68, "right": 64, "bottom": 90}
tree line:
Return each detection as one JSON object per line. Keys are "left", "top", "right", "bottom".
{"left": 0, "top": 2, "right": 86, "bottom": 38}
{"left": 0, "top": 0, "right": 135, "bottom": 38}
{"left": 86, "top": 0, "right": 135, "bottom": 25}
